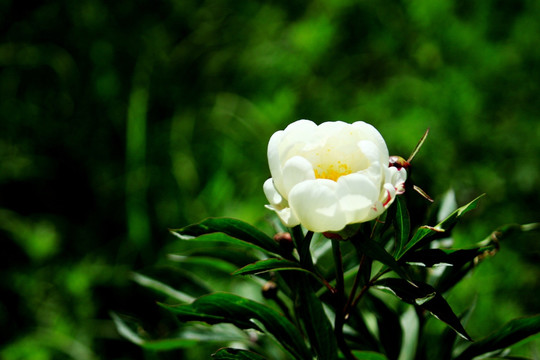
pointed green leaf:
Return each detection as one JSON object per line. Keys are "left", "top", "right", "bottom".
{"left": 212, "top": 348, "right": 267, "bottom": 360}
{"left": 170, "top": 218, "right": 282, "bottom": 256}
{"left": 374, "top": 278, "right": 472, "bottom": 341}
{"left": 397, "top": 194, "right": 484, "bottom": 259}
{"left": 111, "top": 312, "right": 198, "bottom": 350}
{"left": 454, "top": 315, "right": 540, "bottom": 360}
{"left": 393, "top": 195, "right": 410, "bottom": 256}
{"left": 399, "top": 247, "right": 493, "bottom": 268}
{"left": 232, "top": 258, "right": 323, "bottom": 283}
{"left": 350, "top": 351, "right": 389, "bottom": 360}
{"left": 294, "top": 273, "right": 339, "bottom": 360}
{"left": 161, "top": 293, "right": 311, "bottom": 360}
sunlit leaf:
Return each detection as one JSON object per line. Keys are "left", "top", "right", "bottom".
{"left": 170, "top": 218, "right": 282, "bottom": 256}
{"left": 111, "top": 312, "right": 198, "bottom": 350}
{"left": 454, "top": 315, "right": 540, "bottom": 360}
{"left": 161, "top": 292, "right": 311, "bottom": 360}
{"left": 212, "top": 348, "right": 267, "bottom": 359}
{"left": 233, "top": 258, "right": 317, "bottom": 278}
{"left": 294, "top": 274, "right": 338, "bottom": 359}
{"left": 350, "top": 350, "right": 389, "bottom": 360}
{"left": 374, "top": 278, "right": 471, "bottom": 341}
{"left": 393, "top": 195, "right": 410, "bottom": 256}
{"left": 397, "top": 194, "right": 484, "bottom": 259}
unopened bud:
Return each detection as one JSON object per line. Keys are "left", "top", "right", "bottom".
{"left": 389, "top": 155, "right": 410, "bottom": 171}
{"left": 262, "top": 281, "right": 278, "bottom": 299}
{"left": 273, "top": 232, "right": 294, "bottom": 253}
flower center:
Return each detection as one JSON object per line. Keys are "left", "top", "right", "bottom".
{"left": 314, "top": 161, "right": 352, "bottom": 181}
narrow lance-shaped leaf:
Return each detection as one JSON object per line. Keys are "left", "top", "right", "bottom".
{"left": 161, "top": 292, "right": 311, "bottom": 360}
{"left": 374, "top": 278, "right": 472, "bottom": 341}
{"left": 233, "top": 258, "right": 319, "bottom": 279}
{"left": 294, "top": 273, "right": 339, "bottom": 360}
{"left": 212, "top": 348, "right": 267, "bottom": 360}
{"left": 170, "top": 218, "right": 282, "bottom": 256}
{"left": 454, "top": 315, "right": 540, "bottom": 360}
{"left": 397, "top": 194, "right": 485, "bottom": 259}
{"left": 393, "top": 195, "right": 410, "bottom": 256}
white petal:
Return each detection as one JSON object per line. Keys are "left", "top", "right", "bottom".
{"left": 351, "top": 121, "right": 389, "bottom": 162}
{"left": 267, "top": 130, "right": 286, "bottom": 196}
{"left": 288, "top": 180, "right": 347, "bottom": 232}
{"left": 281, "top": 156, "right": 316, "bottom": 197}
{"left": 336, "top": 173, "right": 379, "bottom": 223}
{"left": 263, "top": 178, "right": 283, "bottom": 207}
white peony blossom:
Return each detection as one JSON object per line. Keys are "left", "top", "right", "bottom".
{"left": 263, "top": 119, "right": 407, "bottom": 233}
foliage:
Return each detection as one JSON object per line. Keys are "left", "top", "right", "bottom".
{"left": 115, "top": 190, "right": 540, "bottom": 359}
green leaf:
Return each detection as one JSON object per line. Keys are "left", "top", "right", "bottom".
{"left": 374, "top": 278, "right": 471, "bottom": 341}
{"left": 349, "top": 350, "right": 389, "bottom": 360}
{"left": 232, "top": 258, "right": 322, "bottom": 283}
{"left": 399, "top": 248, "right": 492, "bottom": 268}
{"left": 170, "top": 218, "right": 282, "bottom": 256}
{"left": 393, "top": 195, "right": 410, "bottom": 256}
{"left": 161, "top": 292, "right": 311, "bottom": 360}
{"left": 212, "top": 348, "right": 267, "bottom": 360}
{"left": 111, "top": 312, "right": 198, "bottom": 350}
{"left": 352, "top": 236, "right": 410, "bottom": 280}
{"left": 294, "top": 273, "right": 339, "bottom": 360}
{"left": 454, "top": 315, "right": 540, "bottom": 360}
{"left": 366, "top": 294, "right": 402, "bottom": 360}
{"left": 397, "top": 194, "right": 484, "bottom": 259}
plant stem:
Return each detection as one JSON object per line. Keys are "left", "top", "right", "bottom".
{"left": 332, "top": 239, "right": 357, "bottom": 360}
{"left": 344, "top": 254, "right": 365, "bottom": 318}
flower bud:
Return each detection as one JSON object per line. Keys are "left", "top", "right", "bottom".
{"left": 273, "top": 232, "right": 294, "bottom": 253}
{"left": 389, "top": 155, "right": 410, "bottom": 171}
{"left": 262, "top": 281, "right": 278, "bottom": 299}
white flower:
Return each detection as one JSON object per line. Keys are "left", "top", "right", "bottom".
{"left": 263, "top": 119, "right": 407, "bottom": 233}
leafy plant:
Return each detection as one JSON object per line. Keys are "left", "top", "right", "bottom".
{"left": 114, "top": 123, "right": 540, "bottom": 359}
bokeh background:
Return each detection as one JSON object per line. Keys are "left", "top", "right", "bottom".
{"left": 1, "top": 0, "right": 540, "bottom": 358}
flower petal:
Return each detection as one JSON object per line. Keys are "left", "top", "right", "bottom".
{"left": 263, "top": 178, "right": 283, "bottom": 207}
{"left": 281, "top": 155, "right": 316, "bottom": 197}
{"left": 288, "top": 180, "right": 347, "bottom": 232}
{"left": 336, "top": 173, "right": 379, "bottom": 223}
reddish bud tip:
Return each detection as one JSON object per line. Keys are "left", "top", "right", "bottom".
{"left": 389, "top": 155, "right": 410, "bottom": 171}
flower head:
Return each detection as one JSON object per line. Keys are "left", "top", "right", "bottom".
{"left": 263, "top": 120, "right": 407, "bottom": 233}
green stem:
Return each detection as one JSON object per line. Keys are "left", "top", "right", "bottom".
{"left": 332, "top": 239, "right": 356, "bottom": 360}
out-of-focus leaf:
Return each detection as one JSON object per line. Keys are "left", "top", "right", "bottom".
{"left": 170, "top": 218, "right": 282, "bottom": 256}
{"left": 294, "top": 273, "right": 339, "bottom": 360}
{"left": 397, "top": 195, "right": 484, "bottom": 259}
{"left": 374, "top": 278, "right": 471, "bottom": 341}
{"left": 352, "top": 236, "right": 410, "bottom": 280}
{"left": 111, "top": 312, "right": 198, "bottom": 350}
{"left": 232, "top": 258, "right": 313, "bottom": 277}
{"left": 131, "top": 272, "right": 195, "bottom": 303}
{"left": 454, "top": 315, "right": 540, "bottom": 360}
{"left": 393, "top": 195, "right": 410, "bottom": 256}
{"left": 112, "top": 313, "right": 248, "bottom": 351}
{"left": 133, "top": 266, "right": 213, "bottom": 301}
{"left": 161, "top": 293, "right": 311, "bottom": 360}
{"left": 212, "top": 348, "right": 267, "bottom": 359}
{"left": 167, "top": 255, "right": 238, "bottom": 274}
{"left": 350, "top": 350, "right": 389, "bottom": 360}
{"left": 366, "top": 294, "right": 402, "bottom": 360}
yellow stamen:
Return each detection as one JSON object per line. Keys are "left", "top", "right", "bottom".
{"left": 314, "top": 162, "right": 352, "bottom": 181}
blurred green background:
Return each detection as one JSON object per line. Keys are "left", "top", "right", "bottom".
{"left": 1, "top": 0, "right": 539, "bottom": 358}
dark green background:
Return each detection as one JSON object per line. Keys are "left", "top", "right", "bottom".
{"left": 1, "top": 0, "right": 539, "bottom": 358}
